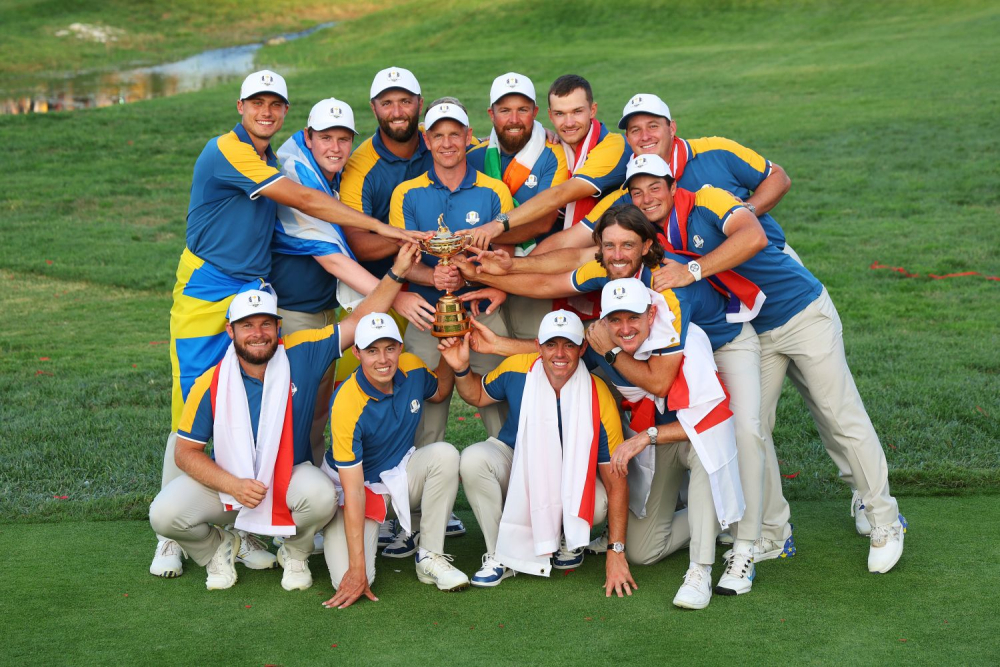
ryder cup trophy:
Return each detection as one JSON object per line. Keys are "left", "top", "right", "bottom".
{"left": 419, "top": 215, "right": 473, "bottom": 338}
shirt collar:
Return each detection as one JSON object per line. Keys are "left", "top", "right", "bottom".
{"left": 372, "top": 130, "right": 429, "bottom": 164}
{"left": 426, "top": 162, "right": 477, "bottom": 190}
{"left": 233, "top": 123, "right": 277, "bottom": 163}
{"left": 355, "top": 366, "right": 405, "bottom": 401}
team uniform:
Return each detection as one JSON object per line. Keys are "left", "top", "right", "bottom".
{"left": 322, "top": 353, "right": 460, "bottom": 588}
{"left": 460, "top": 353, "right": 623, "bottom": 556}
{"left": 662, "top": 186, "right": 902, "bottom": 543}
{"left": 389, "top": 165, "right": 514, "bottom": 445}
{"left": 150, "top": 325, "right": 346, "bottom": 566}
{"left": 467, "top": 136, "right": 568, "bottom": 338}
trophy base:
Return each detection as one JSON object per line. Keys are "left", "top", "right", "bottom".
{"left": 431, "top": 294, "right": 472, "bottom": 338}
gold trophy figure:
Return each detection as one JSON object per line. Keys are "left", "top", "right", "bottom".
{"left": 419, "top": 215, "right": 474, "bottom": 338}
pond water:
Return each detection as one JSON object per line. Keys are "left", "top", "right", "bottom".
{"left": 1, "top": 22, "right": 335, "bottom": 115}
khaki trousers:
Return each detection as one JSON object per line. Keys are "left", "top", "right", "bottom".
{"left": 277, "top": 306, "right": 339, "bottom": 466}
{"left": 758, "top": 289, "right": 899, "bottom": 537}
{"left": 460, "top": 437, "right": 609, "bottom": 555}
{"left": 404, "top": 306, "right": 509, "bottom": 446}
{"left": 323, "top": 441, "right": 460, "bottom": 588}
{"left": 504, "top": 294, "right": 553, "bottom": 341}
{"left": 713, "top": 322, "right": 766, "bottom": 543}
{"left": 149, "top": 461, "right": 337, "bottom": 564}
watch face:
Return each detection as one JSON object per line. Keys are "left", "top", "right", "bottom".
{"left": 604, "top": 349, "right": 616, "bottom": 363}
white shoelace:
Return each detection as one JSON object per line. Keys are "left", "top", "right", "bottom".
{"left": 870, "top": 524, "right": 895, "bottom": 547}
{"left": 238, "top": 532, "right": 269, "bottom": 556}
{"left": 726, "top": 552, "right": 753, "bottom": 576}
{"left": 682, "top": 565, "right": 707, "bottom": 589}
{"left": 157, "top": 539, "right": 181, "bottom": 557}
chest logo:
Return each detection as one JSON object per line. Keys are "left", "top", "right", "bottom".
{"left": 525, "top": 174, "right": 538, "bottom": 189}
{"left": 410, "top": 399, "right": 420, "bottom": 414}
{"left": 693, "top": 235, "right": 704, "bottom": 249}
{"left": 466, "top": 211, "right": 480, "bottom": 225}
{"left": 290, "top": 382, "right": 298, "bottom": 396}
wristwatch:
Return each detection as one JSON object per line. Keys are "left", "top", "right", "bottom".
{"left": 745, "top": 202, "right": 758, "bottom": 216}
{"left": 646, "top": 426, "right": 658, "bottom": 446}
{"left": 609, "top": 542, "right": 626, "bottom": 554}
{"left": 495, "top": 213, "right": 511, "bottom": 232}
{"left": 604, "top": 346, "right": 622, "bottom": 364}
{"left": 687, "top": 260, "right": 703, "bottom": 282}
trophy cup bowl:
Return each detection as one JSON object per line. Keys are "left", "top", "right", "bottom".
{"left": 419, "top": 228, "right": 474, "bottom": 338}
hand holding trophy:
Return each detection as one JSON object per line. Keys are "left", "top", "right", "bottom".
{"left": 419, "top": 215, "right": 474, "bottom": 338}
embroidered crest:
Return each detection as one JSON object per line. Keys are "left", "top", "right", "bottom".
{"left": 466, "top": 211, "right": 480, "bottom": 225}
{"left": 630, "top": 95, "right": 643, "bottom": 107}
{"left": 290, "top": 382, "right": 298, "bottom": 396}
{"left": 247, "top": 294, "right": 262, "bottom": 308}
{"left": 693, "top": 235, "right": 704, "bottom": 249}
{"left": 613, "top": 286, "right": 627, "bottom": 299}
{"left": 634, "top": 156, "right": 647, "bottom": 168}
{"left": 261, "top": 73, "right": 274, "bottom": 86}
{"left": 330, "top": 106, "right": 342, "bottom": 118}
{"left": 525, "top": 174, "right": 538, "bottom": 189}
{"left": 410, "top": 399, "right": 420, "bottom": 414}
{"left": 371, "top": 316, "right": 386, "bottom": 329}
{"left": 506, "top": 77, "right": 519, "bottom": 88}
{"left": 387, "top": 69, "right": 400, "bottom": 82}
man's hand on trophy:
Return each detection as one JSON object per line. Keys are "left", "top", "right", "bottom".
{"left": 437, "top": 332, "right": 471, "bottom": 370}
{"left": 460, "top": 287, "right": 507, "bottom": 317}
{"left": 391, "top": 243, "right": 422, "bottom": 279}
{"left": 470, "top": 248, "right": 513, "bottom": 276}
{"left": 433, "top": 263, "right": 464, "bottom": 292}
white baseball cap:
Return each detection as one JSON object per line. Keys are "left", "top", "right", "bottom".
{"left": 240, "top": 70, "right": 289, "bottom": 104}
{"left": 625, "top": 153, "right": 674, "bottom": 185}
{"left": 490, "top": 72, "right": 536, "bottom": 106}
{"left": 370, "top": 66, "right": 421, "bottom": 99}
{"left": 424, "top": 102, "right": 470, "bottom": 130}
{"left": 537, "top": 309, "right": 585, "bottom": 345}
{"left": 354, "top": 312, "right": 404, "bottom": 350}
{"left": 601, "top": 278, "right": 652, "bottom": 318}
{"left": 618, "top": 93, "right": 671, "bottom": 129}
{"left": 307, "top": 97, "right": 358, "bottom": 135}
{"left": 228, "top": 288, "right": 281, "bottom": 323}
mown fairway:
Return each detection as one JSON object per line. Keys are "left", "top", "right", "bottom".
{"left": 1, "top": 0, "right": 998, "bottom": 664}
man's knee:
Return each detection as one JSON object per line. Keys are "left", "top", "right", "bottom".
{"left": 425, "top": 441, "right": 460, "bottom": 474}
{"left": 459, "top": 442, "right": 493, "bottom": 480}
{"left": 149, "top": 491, "right": 180, "bottom": 538}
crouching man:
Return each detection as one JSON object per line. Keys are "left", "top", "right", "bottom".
{"left": 439, "top": 311, "right": 636, "bottom": 597}
{"left": 149, "top": 246, "right": 421, "bottom": 591}
{"left": 321, "top": 313, "right": 466, "bottom": 609}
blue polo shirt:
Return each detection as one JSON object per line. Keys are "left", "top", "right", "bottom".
{"left": 326, "top": 353, "right": 439, "bottom": 484}
{"left": 340, "top": 132, "right": 434, "bottom": 278}
{"left": 482, "top": 353, "right": 623, "bottom": 459}
{"left": 665, "top": 187, "right": 822, "bottom": 333}
{"left": 569, "top": 255, "right": 740, "bottom": 351}
{"left": 389, "top": 164, "right": 513, "bottom": 304}
{"left": 186, "top": 123, "right": 285, "bottom": 281}
{"left": 177, "top": 325, "right": 344, "bottom": 466}
{"left": 571, "top": 122, "right": 632, "bottom": 196}
{"left": 580, "top": 347, "right": 678, "bottom": 426}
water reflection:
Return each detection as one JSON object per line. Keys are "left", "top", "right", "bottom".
{"left": 0, "top": 22, "right": 334, "bottom": 115}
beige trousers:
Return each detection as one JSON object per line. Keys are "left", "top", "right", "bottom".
{"left": 149, "top": 461, "right": 337, "bottom": 564}
{"left": 404, "top": 306, "right": 509, "bottom": 446}
{"left": 323, "top": 441, "right": 460, "bottom": 588}
{"left": 504, "top": 294, "right": 553, "bottom": 341}
{"left": 713, "top": 322, "right": 766, "bottom": 543}
{"left": 758, "top": 288, "right": 899, "bottom": 536}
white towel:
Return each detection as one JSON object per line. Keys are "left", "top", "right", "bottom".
{"left": 320, "top": 447, "right": 413, "bottom": 534}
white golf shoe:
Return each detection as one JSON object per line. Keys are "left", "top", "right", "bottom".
{"left": 415, "top": 550, "right": 470, "bottom": 592}
{"left": 205, "top": 528, "right": 240, "bottom": 590}
{"left": 277, "top": 545, "right": 313, "bottom": 591}
{"left": 150, "top": 538, "right": 185, "bottom": 578}
{"left": 673, "top": 564, "right": 712, "bottom": 610}
{"left": 471, "top": 553, "right": 515, "bottom": 588}
{"left": 715, "top": 546, "right": 755, "bottom": 596}
{"left": 851, "top": 490, "right": 873, "bottom": 536}
{"left": 235, "top": 530, "right": 277, "bottom": 569}
{"left": 868, "top": 516, "right": 906, "bottom": 574}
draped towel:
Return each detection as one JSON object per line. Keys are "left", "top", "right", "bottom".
{"left": 320, "top": 447, "right": 414, "bottom": 534}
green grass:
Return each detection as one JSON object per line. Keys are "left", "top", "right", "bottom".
{"left": 3, "top": 497, "right": 999, "bottom": 665}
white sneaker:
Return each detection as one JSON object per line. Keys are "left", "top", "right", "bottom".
{"left": 378, "top": 519, "right": 397, "bottom": 547}
{"left": 446, "top": 513, "right": 467, "bottom": 537}
{"left": 716, "top": 531, "right": 734, "bottom": 546}
{"left": 415, "top": 550, "right": 470, "bottom": 592}
{"left": 206, "top": 528, "right": 240, "bottom": 590}
{"left": 312, "top": 532, "right": 324, "bottom": 555}
{"left": 868, "top": 517, "right": 906, "bottom": 574}
{"left": 673, "top": 564, "right": 712, "bottom": 610}
{"left": 553, "top": 534, "right": 585, "bottom": 569}
{"left": 715, "top": 548, "right": 755, "bottom": 596}
{"left": 851, "top": 490, "right": 873, "bottom": 536}
{"left": 471, "top": 553, "right": 515, "bottom": 588}
{"left": 382, "top": 530, "right": 419, "bottom": 558}
{"left": 277, "top": 545, "right": 313, "bottom": 591}
{"left": 724, "top": 524, "right": 796, "bottom": 562}
{"left": 150, "top": 539, "right": 185, "bottom": 578}
{"left": 585, "top": 527, "right": 609, "bottom": 555}
{"left": 236, "top": 530, "right": 278, "bottom": 569}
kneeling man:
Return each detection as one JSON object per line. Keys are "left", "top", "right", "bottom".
{"left": 321, "top": 314, "right": 465, "bottom": 609}
{"left": 439, "top": 311, "right": 636, "bottom": 597}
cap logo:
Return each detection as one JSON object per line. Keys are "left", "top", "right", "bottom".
{"left": 693, "top": 235, "right": 705, "bottom": 249}
{"left": 439, "top": 104, "right": 450, "bottom": 113}
{"left": 261, "top": 73, "right": 274, "bottom": 86}
{"left": 388, "top": 69, "right": 400, "bottom": 82}
{"left": 247, "top": 294, "right": 262, "bottom": 308}
{"left": 634, "top": 156, "right": 647, "bottom": 168}
{"left": 466, "top": 211, "right": 480, "bottom": 225}
{"left": 525, "top": 174, "right": 538, "bottom": 189}
{"left": 613, "top": 286, "right": 627, "bottom": 299}
{"left": 506, "top": 77, "right": 519, "bottom": 88}
{"left": 631, "top": 95, "right": 643, "bottom": 106}
{"left": 371, "top": 316, "right": 386, "bottom": 329}
{"left": 553, "top": 315, "right": 568, "bottom": 327}
{"left": 410, "top": 399, "right": 420, "bottom": 414}
{"left": 330, "top": 106, "right": 342, "bottom": 118}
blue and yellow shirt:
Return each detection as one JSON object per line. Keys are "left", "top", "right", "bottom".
{"left": 186, "top": 123, "right": 285, "bottom": 282}
{"left": 389, "top": 164, "right": 513, "bottom": 304}
{"left": 326, "top": 353, "right": 439, "bottom": 484}
{"left": 482, "top": 353, "right": 623, "bottom": 460}
{"left": 580, "top": 347, "right": 679, "bottom": 426}
{"left": 569, "top": 254, "right": 740, "bottom": 351}
{"left": 570, "top": 123, "right": 632, "bottom": 197}
{"left": 666, "top": 187, "right": 822, "bottom": 333}
{"left": 340, "top": 132, "right": 434, "bottom": 278}
{"left": 177, "top": 325, "right": 344, "bottom": 466}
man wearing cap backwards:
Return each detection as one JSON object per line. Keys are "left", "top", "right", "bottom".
{"left": 149, "top": 244, "right": 422, "bottom": 592}
{"left": 437, "top": 311, "right": 636, "bottom": 597}
{"left": 269, "top": 98, "right": 436, "bottom": 468}
{"left": 321, "top": 312, "right": 466, "bottom": 607}
{"left": 154, "top": 70, "right": 426, "bottom": 579}
{"left": 631, "top": 154, "right": 907, "bottom": 574}
{"left": 465, "top": 72, "right": 569, "bottom": 340}
{"left": 387, "top": 98, "right": 515, "bottom": 451}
